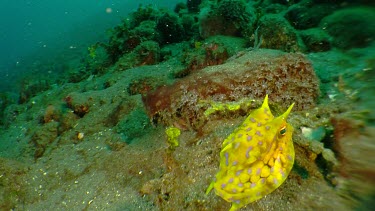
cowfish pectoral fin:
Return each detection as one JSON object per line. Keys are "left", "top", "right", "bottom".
{"left": 206, "top": 181, "right": 215, "bottom": 195}
{"left": 230, "top": 201, "right": 245, "bottom": 211}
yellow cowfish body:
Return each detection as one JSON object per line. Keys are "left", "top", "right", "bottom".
{"left": 207, "top": 95, "right": 295, "bottom": 211}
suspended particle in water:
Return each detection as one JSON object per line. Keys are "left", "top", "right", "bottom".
{"left": 106, "top": 7, "right": 112, "bottom": 14}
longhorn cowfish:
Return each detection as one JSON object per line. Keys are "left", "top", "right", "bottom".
{"left": 206, "top": 95, "right": 295, "bottom": 211}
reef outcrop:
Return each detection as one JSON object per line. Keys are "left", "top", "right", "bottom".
{"left": 142, "top": 49, "right": 319, "bottom": 129}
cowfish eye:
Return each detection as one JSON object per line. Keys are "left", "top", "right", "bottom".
{"left": 279, "top": 126, "right": 287, "bottom": 136}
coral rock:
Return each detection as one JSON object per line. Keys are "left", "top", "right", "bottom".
{"left": 320, "top": 7, "right": 375, "bottom": 49}
{"left": 198, "top": 0, "right": 255, "bottom": 38}
{"left": 300, "top": 28, "right": 331, "bottom": 52}
{"left": 181, "top": 36, "right": 247, "bottom": 74}
{"left": 285, "top": 3, "right": 336, "bottom": 30}
{"left": 187, "top": 0, "right": 202, "bottom": 13}
{"left": 258, "top": 14, "right": 305, "bottom": 52}
{"left": 142, "top": 49, "right": 319, "bottom": 129}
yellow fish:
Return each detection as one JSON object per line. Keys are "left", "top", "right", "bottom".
{"left": 206, "top": 95, "right": 295, "bottom": 211}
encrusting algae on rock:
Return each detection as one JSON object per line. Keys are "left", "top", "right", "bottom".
{"left": 206, "top": 95, "right": 295, "bottom": 211}
{"left": 165, "top": 126, "right": 181, "bottom": 150}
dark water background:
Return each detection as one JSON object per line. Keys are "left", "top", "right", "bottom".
{"left": 0, "top": 0, "right": 178, "bottom": 92}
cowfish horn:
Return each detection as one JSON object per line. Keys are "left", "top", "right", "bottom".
{"left": 281, "top": 102, "right": 295, "bottom": 120}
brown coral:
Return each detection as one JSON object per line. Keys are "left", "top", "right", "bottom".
{"left": 142, "top": 49, "right": 319, "bottom": 129}
{"left": 128, "top": 77, "right": 159, "bottom": 96}
{"left": 43, "top": 104, "right": 60, "bottom": 123}
{"left": 186, "top": 42, "right": 229, "bottom": 71}
{"left": 31, "top": 122, "right": 59, "bottom": 159}
{"left": 179, "top": 36, "right": 247, "bottom": 77}
{"left": 64, "top": 94, "right": 90, "bottom": 118}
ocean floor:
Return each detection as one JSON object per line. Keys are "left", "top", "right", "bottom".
{"left": 1, "top": 45, "right": 374, "bottom": 210}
